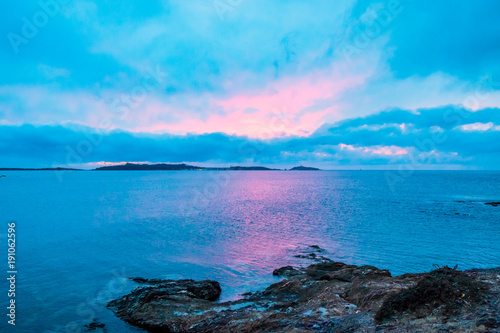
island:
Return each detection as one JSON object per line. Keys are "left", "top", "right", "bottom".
{"left": 94, "top": 163, "right": 199, "bottom": 171}
{"left": 0, "top": 163, "right": 323, "bottom": 172}
{"left": 290, "top": 165, "right": 321, "bottom": 171}
{"left": 93, "top": 163, "right": 281, "bottom": 171}
{"left": 226, "top": 166, "right": 279, "bottom": 171}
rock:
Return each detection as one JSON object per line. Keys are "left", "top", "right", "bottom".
{"left": 130, "top": 277, "right": 148, "bottom": 283}
{"left": 309, "top": 245, "right": 323, "bottom": 252}
{"left": 294, "top": 253, "right": 317, "bottom": 259}
{"left": 108, "top": 279, "right": 221, "bottom": 332}
{"left": 272, "top": 266, "right": 301, "bottom": 277}
{"left": 304, "top": 262, "right": 350, "bottom": 279}
{"left": 84, "top": 319, "right": 105, "bottom": 331}
{"left": 375, "top": 266, "right": 489, "bottom": 323}
{"left": 293, "top": 253, "right": 333, "bottom": 262}
{"left": 485, "top": 201, "right": 500, "bottom": 207}
{"left": 322, "top": 313, "right": 375, "bottom": 333}
{"left": 476, "top": 313, "right": 500, "bottom": 329}
{"left": 332, "top": 265, "right": 391, "bottom": 282}
{"left": 293, "top": 245, "right": 332, "bottom": 263}
{"left": 108, "top": 262, "right": 500, "bottom": 333}
{"left": 466, "top": 267, "right": 500, "bottom": 274}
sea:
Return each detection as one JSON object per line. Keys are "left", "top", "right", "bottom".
{"left": 0, "top": 170, "right": 499, "bottom": 332}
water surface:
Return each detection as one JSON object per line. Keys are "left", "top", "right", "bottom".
{"left": 0, "top": 170, "right": 499, "bottom": 332}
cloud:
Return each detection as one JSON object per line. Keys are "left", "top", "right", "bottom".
{"left": 1, "top": 106, "right": 499, "bottom": 169}
{"left": 458, "top": 122, "right": 500, "bottom": 132}
{"left": 1, "top": 1, "right": 499, "bottom": 169}
{"left": 379, "top": 0, "right": 500, "bottom": 81}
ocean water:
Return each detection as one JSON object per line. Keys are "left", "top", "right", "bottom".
{"left": 0, "top": 170, "right": 499, "bottom": 332}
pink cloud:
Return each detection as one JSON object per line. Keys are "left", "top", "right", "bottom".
{"left": 1, "top": 61, "right": 373, "bottom": 138}
{"left": 130, "top": 64, "right": 370, "bottom": 137}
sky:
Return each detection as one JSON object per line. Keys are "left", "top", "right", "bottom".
{"left": 1, "top": 0, "right": 500, "bottom": 169}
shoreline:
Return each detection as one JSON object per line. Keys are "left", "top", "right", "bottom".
{"left": 105, "top": 248, "right": 500, "bottom": 332}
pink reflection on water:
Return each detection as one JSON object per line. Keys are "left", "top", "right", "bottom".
{"left": 205, "top": 172, "right": 358, "bottom": 278}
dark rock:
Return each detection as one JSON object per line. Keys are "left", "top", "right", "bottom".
{"left": 84, "top": 319, "right": 105, "bottom": 331}
{"left": 130, "top": 277, "right": 148, "bottom": 283}
{"left": 322, "top": 313, "right": 375, "bottom": 333}
{"left": 185, "top": 281, "right": 221, "bottom": 301}
{"left": 309, "top": 245, "right": 324, "bottom": 252}
{"left": 485, "top": 202, "right": 500, "bottom": 207}
{"left": 304, "top": 262, "right": 349, "bottom": 279}
{"left": 272, "top": 266, "right": 301, "bottom": 277}
{"left": 324, "top": 264, "right": 391, "bottom": 283}
{"left": 148, "top": 278, "right": 171, "bottom": 284}
{"left": 476, "top": 313, "right": 500, "bottom": 328}
{"left": 294, "top": 253, "right": 333, "bottom": 263}
{"left": 109, "top": 262, "right": 500, "bottom": 333}
{"left": 375, "top": 266, "right": 487, "bottom": 323}
{"left": 294, "top": 253, "right": 317, "bottom": 259}
{"left": 466, "top": 267, "right": 500, "bottom": 274}
{"left": 293, "top": 245, "right": 332, "bottom": 263}
{"left": 108, "top": 279, "right": 221, "bottom": 332}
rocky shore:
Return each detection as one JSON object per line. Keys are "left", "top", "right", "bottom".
{"left": 108, "top": 253, "right": 499, "bottom": 332}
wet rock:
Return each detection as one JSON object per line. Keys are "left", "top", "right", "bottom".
{"left": 294, "top": 253, "right": 318, "bottom": 259}
{"left": 130, "top": 277, "right": 148, "bottom": 283}
{"left": 304, "top": 262, "right": 351, "bottom": 279}
{"left": 108, "top": 279, "right": 221, "bottom": 332}
{"left": 293, "top": 245, "right": 332, "bottom": 263}
{"left": 309, "top": 245, "right": 324, "bottom": 252}
{"left": 293, "top": 253, "right": 333, "bottom": 263}
{"left": 84, "top": 319, "right": 105, "bottom": 331}
{"left": 272, "top": 266, "right": 301, "bottom": 277}
{"left": 109, "top": 262, "right": 500, "bottom": 333}
{"left": 321, "top": 265, "right": 391, "bottom": 283}
{"left": 485, "top": 201, "right": 500, "bottom": 207}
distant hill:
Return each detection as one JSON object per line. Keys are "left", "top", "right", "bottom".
{"left": 93, "top": 163, "right": 281, "bottom": 171}
{"left": 290, "top": 166, "right": 321, "bottom": 171}
{"left": 94, "top": 163, "right": 199, "bottom": 171}
{"left": 227, "top": 166, "right": 280, "bottom": 171}
{"left": 0, "top": 164, "right": 314, "bottom": 171}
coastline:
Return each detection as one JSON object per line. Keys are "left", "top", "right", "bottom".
{"left": 105, "top": 247, "right": 500, "bottom": 332}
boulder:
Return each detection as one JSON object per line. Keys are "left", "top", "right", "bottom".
{"left": 272, "top": 266, "right": 301, "bottom": 277}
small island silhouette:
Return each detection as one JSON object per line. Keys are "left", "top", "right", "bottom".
{"left": 289, "top": 165, "right": 321, "bottom": 171}
{"left": 93, "top": 163, "right": 281, "bottom": 171}
{"left": 0, "top": 163, "right": 322, "bottom": 171}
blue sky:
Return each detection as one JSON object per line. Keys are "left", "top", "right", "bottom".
{"left": 1, "top": 0, "right": 500, "bottom": 169}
